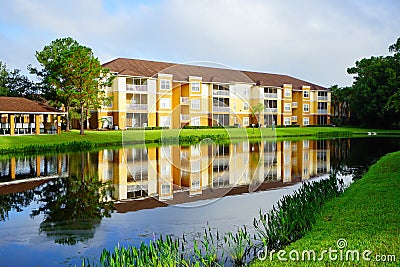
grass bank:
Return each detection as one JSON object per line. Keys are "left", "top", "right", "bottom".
{"left": 0, "top": 127, "right": 399, "bottom": 155}
{"left": 251, "top": 151, "right": 400, "bottom": 266}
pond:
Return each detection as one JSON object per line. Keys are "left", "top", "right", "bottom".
{"left": 0, "top": 137, "right": 399, "bottom": 266}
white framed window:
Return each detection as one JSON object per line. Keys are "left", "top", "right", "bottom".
{"left": 191, "top": 144, "right": 201, "bottom": 157}
{"left": 303, "top": 117, "right": 309, "bottom": 125}
{"left": 303, "top": 104, "right": 309, "bottom": 112}
{"left": 191, "top": 99, "right": 201, "bottom": 110}
{"left": 191, "top": 117, "right": 200, "bottom": 126}
{"left": 303, "top": 151, "right": 309, "bottom": 161}
{"left": 284, "top": 154, "right": 291, "bottom": 164}
{"left": 243, "top": 117, "right": 249, "bottom": 126}
{"left": 243, "top": 103, "right": 249, "bottom": 111}
{"left": 191, "top": 82, "right": 200, "bottom": 92}
{"left": 161, "top": 183, "right": 171, "bottom": 194}
{"left": 284, "top": 141, "right": 291, "bottom": 149}
{"left": 160, "top": 116, "right": 171, "bottom": 127}
{"left": 303, "top": 167, "right": 309, "bottom": 176}
{"left": 284, "top": 103, "right": 291, "bottom": 112}
{"left": 303, "top": 90, "right": 309, "bottom": 98}
{"left": 160, "top": 79, "right": 170, "bottom": 90}
{"left": 160, "top": 98, "right": 171, "bottom": 109}
{"left": 244, "top": 88, "right": 249, "bottom": 96}
{"left": 284, "top": 117, "right": 291, "bottom": 125}
{"left": 303, "top": 140, "right": 309, "bottom": 148}
{"left": 284, "top": 89, "right": 291, "bottom": 97}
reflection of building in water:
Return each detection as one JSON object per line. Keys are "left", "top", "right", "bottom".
{"left": 98, "top": 140, "right": 330, "bottom": 202}
{"left": 0, "top": 154, "right": 67, "bottom": 182}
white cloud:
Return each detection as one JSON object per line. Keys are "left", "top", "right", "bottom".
{"left": 0, "top": 0, "right": 399, "bottom": 87}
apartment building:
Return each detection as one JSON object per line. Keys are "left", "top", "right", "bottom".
{"left": 93, "top": 58, "right": 331, "bottom": 129}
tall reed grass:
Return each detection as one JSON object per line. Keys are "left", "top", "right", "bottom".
{"left": 84, "top": 174, "right": 345, "bottom": 267}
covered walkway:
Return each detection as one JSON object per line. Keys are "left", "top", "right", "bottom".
{"left": 0, "top": 97, "right": 66, "bottom": 135}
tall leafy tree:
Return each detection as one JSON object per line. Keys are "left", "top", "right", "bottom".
{"left": 60, "top": 44, "right": 112, "bottom": 135}
{"left": 347, "top": 37, "right": 400, "bottom": 128}
{"left": 30, "top": 37, "right": 112, "bottom": 133}
{"left": 0, "top": 61, "right": 8, "bottom": 96}
{"left": 252, "top": 103, "right": 265, "bottom": 127}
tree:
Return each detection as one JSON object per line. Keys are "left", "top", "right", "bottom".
{"left": 60, "top": 44, "right": 112, "bottom": 135}
{"left": 31, "top": 37, "right": 112, "bottom": 133}
{"left": 0, "top": 61, "right": 8, "bottom": 96}
{"left": 331, "top": 85, "right": 351, "bottom": 126}
{"left": 252, "top": 103, "right": 265, "bottom": 127}
{"left": 347, "top": 37, "right": 400, "bottom": 128}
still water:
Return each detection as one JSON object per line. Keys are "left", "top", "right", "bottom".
{"left": 0, "top": 137, "right": 399, "bottom": 266}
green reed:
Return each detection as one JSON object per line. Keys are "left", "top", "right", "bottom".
{"left": 85, "top": 173, "right": 345, "bottom": 266}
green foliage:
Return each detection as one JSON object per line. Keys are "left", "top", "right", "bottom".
{"left": 345, "top": 37, "right": 400, "bottom": 128}
{"left": 253, "top": 173, "right": 344, "bottom": 250}
{"left": 31, "top": 37, "right": 113, "bottom": 133}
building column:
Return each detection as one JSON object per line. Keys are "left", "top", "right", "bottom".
{"left": 36, "top": 155, "right": 41, "bottom": 177}
{"left": 57, "top": 115, "right": 61, "bottom": 134}
{"left": 35, "top": 115, "right": 41, "bottom": 135}
{"left": 9, "top": 114, "right": 15, "bottom": 136}
{"left": 10, "top": 157, "right": 16, "bottom": 179}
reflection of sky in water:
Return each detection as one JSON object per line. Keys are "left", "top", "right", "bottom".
{"left": 0, "top": 177, "right": 324, "bottom": 267}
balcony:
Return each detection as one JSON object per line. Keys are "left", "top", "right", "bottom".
{"left": 126, "top": 104, "right": 148, "bottom": 111}
{"left": 180, "top": 97, "right": 189, "bottom": 104}
{"left": 181, "top": 114, "right": 190, "bottom": 121}
{"left": 213, "top": 90, "right": 230, "bottom": 96}
{"left": 126, "top": 84, "right": 148, "bottom": 92}
{"left": 317, "top": 96, "right": 328, "bottom": 101}
{"left": 213, "top": 106, "right": 230, "bottom": 112}
{"left": 292, "top": 102, "right": 298, "bottom": 108}
{"left": 264, "top": 93, "right": 277, "bottom": 98}
{"left": 265, "top": 108, "right": 278, "bottom": 113}
{"left": 317, "top": 109, "right": 328, "bottom": 114}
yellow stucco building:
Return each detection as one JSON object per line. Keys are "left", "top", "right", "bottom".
{"left": 92, "top": 58, "right": 331, "bottom": 129}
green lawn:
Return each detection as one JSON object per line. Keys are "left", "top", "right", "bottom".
{"left": 251, "top": 151, "right": 400, "bottom": 266}
{"left": 0, "top": 127, "right": 399, "bottom": 154}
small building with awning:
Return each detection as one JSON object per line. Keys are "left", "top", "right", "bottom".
{"left": 0, "top": 96, "right": 66, "bottom": 135}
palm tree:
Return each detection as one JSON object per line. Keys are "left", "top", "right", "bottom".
{"left": 252, "top": 103, "right": 265, "bottom": 128}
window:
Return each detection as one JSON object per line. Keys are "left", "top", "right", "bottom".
{"left": 243, "top": 103, "right": 249, "bottom": 111}
{"left": 284, "top": 103, "right": 291, "bottom": 112}
{"left": 160, "top": 98, "right": 171, "bottom": 109}
{"left": 303, "top": 90, "right": 309, "bottom": 98}
{"left": 303, "top": 151, "right": 309, "bottom": 161}
{"left": 284, "top": 89, "right": 291, "bottom": 97}
{"left": 191, "top": 82, "right": 200, "bottom": 92}
{"left": 160, "top": 116, "right": 171, "bottom": 127}
{"left": 303, "top": 140, "right": 309, "bottom": 148}
{"left": 284, "top": 117, "right": 291, "bottom": 125}
{"left": 244, "top": 88, "right": 249, "bottom": 96}
{"left": 243, "top": 117, "right": 249, "bottom": 126}
{"left": 284, "top": 141, "right": 291, "bottom": 149}
{"left": 160, "top": 79, "right": 170, "bottom": 90}
{"left": 303, "top": 117, "right": 309, "bottom": 125}
{"left": 303, "top": 104, "right": 309, "bottom": 112}
{"left": 191, "top": 99, "right": 200, "bottom": 110}
{"left": 191, "top": 117, "right": 200, "bottom": 126}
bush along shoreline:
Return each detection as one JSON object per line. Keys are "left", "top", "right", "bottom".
{"left": 84, "top": 173, "right": 345, "bottom": 267}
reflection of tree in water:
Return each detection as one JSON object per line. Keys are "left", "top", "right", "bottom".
{"left": 0, "top": 190, "right": 35, "bottom": 221}
{"left": 31, "top": 175, "right": 114, "bottom": 245}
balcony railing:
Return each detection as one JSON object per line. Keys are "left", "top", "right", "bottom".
{"left": 317, "top": 96, "right": 328, "bottom": 101}
{"left": 126, "top": 104, "right": 148, "bottom": 111}
{"left": 264, "top": 93, "right": 277, "bottom": 98}
{"left": 181, "top": 114, "right": 190, "bottom": 121}
{"left": 292, "top": 102, "right": 298, "bottom": 108}
{"left": 213, "top": 106, "right": 230, "bottom": 112}
{"left": 213, "top": 90, "right": 230, "bottom": 96}
{"left": 317, "top": 109, "right": 328, "bottom": 114}
{"left": 126, "top": 84, "right": 148, "bottom": 92}
{"left": 265, "top": 108, "right": 278, "bottom": 113}
{"left": 180, "top": 97, "right": 189, "bottom": 104}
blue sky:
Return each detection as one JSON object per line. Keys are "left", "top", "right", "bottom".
{"left": 0, "top": 0, "right": 399, "bottom": 87}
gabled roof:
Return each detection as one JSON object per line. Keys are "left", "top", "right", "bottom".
{"left": 102, "top": 58, "right": 327, "bottom": 90}
{"left": 0, "top": 97, "right": 66, "bottom": 114}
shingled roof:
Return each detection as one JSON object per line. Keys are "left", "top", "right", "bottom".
{"left": 102, "top": 58, "right": 327, "bottom": 90}
{"left": 0, "top": 97, "right": 66, "bottom": 114}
